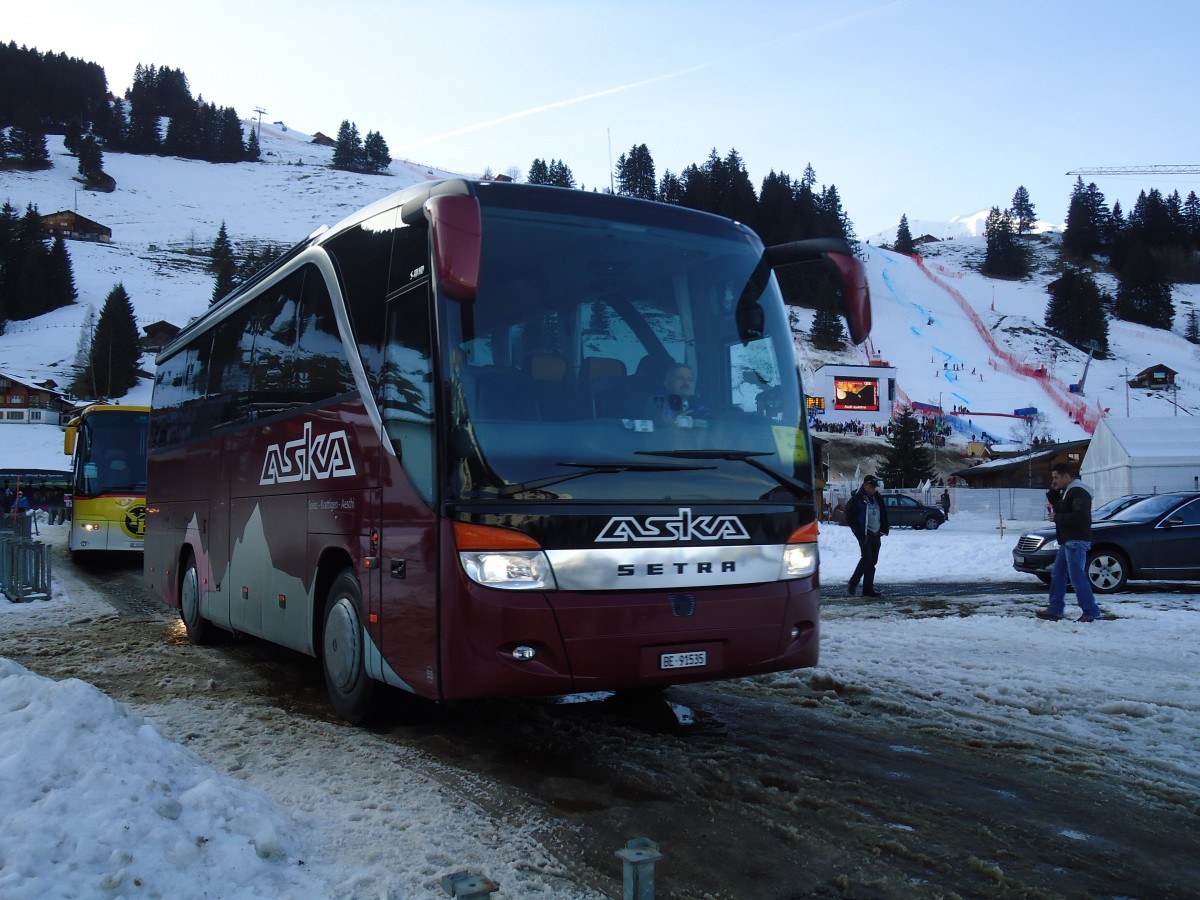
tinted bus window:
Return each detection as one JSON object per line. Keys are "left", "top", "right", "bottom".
{"left": 326, "top": 212, "right": 428, "bottom": 396}
{"left": 294, "top": 264, "right": 355, "bottom": 402}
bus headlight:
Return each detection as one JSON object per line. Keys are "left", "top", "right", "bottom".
{"left": 81, "top": 522, "right": 103, "bottom": 532}
{"left": 781, "top": 543, "right": 817, "bottom": 579}
{"left": 460, "top": 551, "right": 557, "bottom": 590}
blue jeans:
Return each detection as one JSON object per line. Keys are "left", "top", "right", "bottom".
{"left": 1048, "top": 540, "right": 1101, "bottom": 617}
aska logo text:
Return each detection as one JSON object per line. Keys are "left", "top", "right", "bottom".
{"left": 595, "top": 508, "right": 750, "bottom": 543}
{"left": 260, "top": 421, "right": 357, "bottom": 485}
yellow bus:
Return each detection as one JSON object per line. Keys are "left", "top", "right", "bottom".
{"left": 63, "top": 404, "right": 150, "bottom": 555}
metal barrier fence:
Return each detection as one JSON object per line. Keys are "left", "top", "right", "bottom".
{"left": 0, "top": 533, "right": 52, "bottom": 602}
{"left": 825, "top": 486, "right": 1056, "bottom": 526}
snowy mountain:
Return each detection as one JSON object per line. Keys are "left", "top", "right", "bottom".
{"left": 2, "top": 123, "right": 1198, "bottom": 474}
{"left": 867, "top": 210, "right": 1063, "bottom": 244}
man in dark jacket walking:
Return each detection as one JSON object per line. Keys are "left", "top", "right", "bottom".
{"left": 1037, "top": 462, "right": 1103, "bottom": 622}
{"left": 846, "top": 475, "right": 889, "bottom": 597}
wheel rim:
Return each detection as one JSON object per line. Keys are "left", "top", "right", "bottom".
{"left": 181, "top": 566, "right": 199, "bottom": 626}
{"left": 1088, "top": 554, "right": 1124, "bottom": 591}
{"left": 324, "top": 597, "right": 362, "bottom": 693}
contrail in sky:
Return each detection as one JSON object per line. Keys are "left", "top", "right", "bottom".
{"left": 402, "top": 1, "right": 909, "bottom": 152}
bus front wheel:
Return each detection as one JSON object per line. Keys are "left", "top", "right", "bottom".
{"left": 179, "top": 553, "right": 212, "bottom": 645}
{"left": 322, "top": 569, "right": 376, "bottom": 724}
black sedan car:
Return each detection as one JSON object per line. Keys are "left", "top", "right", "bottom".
{"left": 1091, "top": 493, "right": 1149, "bottom": 521}
{"left": 1012, "top": 491, "right": 1200, "bottom": 592}
{"left": 880, "top": 492, "right": 946, "bottom": 530}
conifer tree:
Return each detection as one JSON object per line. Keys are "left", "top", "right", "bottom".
{"left": 89, "top": 283, "right": 142, "bottom": 398}
{"left": 818, "top": 184, "right": 854, "bottom": 241}
{"left": 6, "top": 204, "right": 50, "bottom": 320}
{"left": 755, "top": 171, "right": 795, "bottom": 245}
{"left": 615, "top": 144, "right": 657, "bottom": 200}
{"left": 363, "top": 130, "right": 391, "bottom": 171}
{"left": 9, "top": 104, "right": 51, "bottom": 168}
{"left": 1185, "top": 308, "right": 1200, "bottom": 344}
{"left": 1044, "top": 267, "right": 1109, "bottom": 355}
{"left": 876, "top": 407, "right": 936, "bottom": 488}
{"left": 658, "top": 170, "right": 683, "bottom": 204}
{"left": 1114, "top": 240, "right": 1174, "bottom": 329}
{"left": 1183, "top": 191, "right": 1200, "bottom": 249}
{"left": 333, "top": 120, "right": 362, "bottom": 170}
{"left": 547, "top": 159, "right": 576, "bottom": 188}
{"left": 245, "top": 125, "right": 261, "bottom": 161}
{"left": 77, "top": 133, "right": 105, "bottom": 183}
{"left": 217, "top": 107, "right": 245, "bottom": 162}
{"left": 1010, "top": 186, "right": 1036, "bottom": 234}
{"left": 46, "top": 234, "right": 78, "bottom": 313}
{"left": 894, "top": 214, "right": 915, "bottom": 254}
{"left": 0, "top": 201, "right": 19, "bottom": 327}
{"left": 808, "top": 278, "right": 848, "bottom": 349}
{"left": 125, "top": 80, "right": 162, "bottom": 154}
{"left": 527, "top": 158, "right": 550, "bottom": 184}
{"left": 982, "top": 206, "right": 1029, "bottom": 278}
{"left": 209, "top": 222, "right": 237, "bottom": 305}
{"left": 1062, "top": 178, "right": 1109, "bottom": 259}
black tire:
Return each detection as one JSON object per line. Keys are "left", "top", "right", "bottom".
{"left": 1087, "top": 548, "right": 1128, "bottom": 594}
{"left": 179, "top": 552, "right": 212, "bottom": 645}
{"left": 923, "top": 516, "right": 941, "bottom": 530}
{"left": 322, "top": 569, "right": 376, "bottom": 724}
{"left": 1036, "top": 573, "right": 1052, "bottom": 585}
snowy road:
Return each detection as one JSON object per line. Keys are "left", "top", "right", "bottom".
{"left": 3, "top": 532, "right": 1198, "bottom": 898}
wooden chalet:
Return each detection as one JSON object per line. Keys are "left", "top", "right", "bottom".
{"left": 0, "top": 373, "right": 71, "bottom": 426}
{"left": 1128, "top": 365, "right": 1177, "bottom": 390}
{"left": 40, "top": 210, "right": 112, "bottom": 243}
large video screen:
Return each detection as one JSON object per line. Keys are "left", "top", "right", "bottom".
{"left": 833, "top": 377, "right": 879, "bottom": 411}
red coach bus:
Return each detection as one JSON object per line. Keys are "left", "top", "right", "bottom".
{"left": 145, "top": 179, "right": 870, "bottom": 722}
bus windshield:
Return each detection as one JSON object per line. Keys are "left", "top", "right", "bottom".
{"left": 434, "top": 196, "right": 810, "bottom": 504}
{"left": 75, "top": 409, "right": 149, "bottom": 498}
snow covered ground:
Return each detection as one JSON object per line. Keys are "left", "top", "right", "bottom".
{"left": 3, "top": 516, "right": 1199, "bottom": 898}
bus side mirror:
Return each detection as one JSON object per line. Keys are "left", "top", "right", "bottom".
{"left": 64, "top": 422, "right": 78, "bottom": 456}
{"left": 765, "top": 238, "right": 872, "bottom": 345}
{"left": 425, "top": 194, "right": 481, "bottom": 301}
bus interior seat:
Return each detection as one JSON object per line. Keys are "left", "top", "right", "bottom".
{"left": 579, "top": 357, "right": 625, "bottom": 415}
{"left": 581, "top": 357, "right": 628, "bottom": 417}
{"left": 523, "top": 352, "right": 577, "bottom": 419}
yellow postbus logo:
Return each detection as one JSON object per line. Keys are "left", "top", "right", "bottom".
{"left": 123, "top": 505, "right": 147, "bottom": 539}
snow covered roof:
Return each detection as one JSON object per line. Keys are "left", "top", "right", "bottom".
{"left": 1087, "top": 416, "right": 1200, "bottom": 465}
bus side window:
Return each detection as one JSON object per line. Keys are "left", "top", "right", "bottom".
{"left": 381, "top": 285, "right": 434, "bottom": 503}
{"left": 294, "top": 265, "right": 355, "bottom": 401}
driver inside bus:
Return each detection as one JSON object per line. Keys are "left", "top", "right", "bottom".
{"left": 648, "top": 362, "right": 709, "bottom": 427}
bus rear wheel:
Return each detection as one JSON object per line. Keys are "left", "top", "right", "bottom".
{"left": 322, "top": 569, "right": 376, "bottom": 724}
{"left": 179, "top": 553, "right": 212, "bottom": 645}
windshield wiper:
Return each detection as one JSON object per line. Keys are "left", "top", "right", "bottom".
{"left": 636, "top": 449, "right": 813, "bottom": 500}
{"left": 497, "top": 460, "right": 715, "bottom": 498}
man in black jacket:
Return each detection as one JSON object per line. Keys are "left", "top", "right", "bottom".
{"left": 1036, "top": 462, "right": 1103, "bottom": 622}
{"left": 846, "top": 475, "right": 889, "bottom": 597}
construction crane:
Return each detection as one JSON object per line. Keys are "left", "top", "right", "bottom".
{"left": 1066, "top": 165, "right": 1200, "bottom": 176}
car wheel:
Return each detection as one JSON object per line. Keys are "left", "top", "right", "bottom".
{"left": 322, "top": 569, "right": 376, "bottom": 724}
{"left": 1087, "top": 548, "right": 1128, "bottom": 593}
{"left": 179, "top": 552, "right": 212, "bottom": 645}
{"left": 924, "top": 516, "right": 941, "bottom": 530}
{"left": 1036, "top": 573, "right": 1052, "bottom": 585}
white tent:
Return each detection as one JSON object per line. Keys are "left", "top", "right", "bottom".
{"left": 1081, "top": 417, "right": 1200, "bottom": 502}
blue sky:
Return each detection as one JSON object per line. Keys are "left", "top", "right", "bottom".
{"left": 7, "top": 0, "right": 1200, "bottom": 235}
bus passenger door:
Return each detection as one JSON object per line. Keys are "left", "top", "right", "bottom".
{"left": 373, "top": 284, "right": 440, "bottom": 698}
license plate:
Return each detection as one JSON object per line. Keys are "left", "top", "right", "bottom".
{"left": 660, "top": 651, "right": 706, "bottom": 670}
